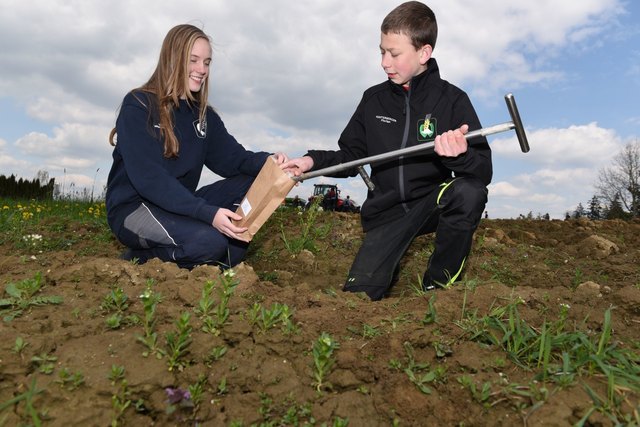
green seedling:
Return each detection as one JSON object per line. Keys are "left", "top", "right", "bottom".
{"left": 200, "top": 269, "right": 239, "bottom": 335}
{"left": 205, "top": 345, "right": 228, "bottom": 365}
{"left": 407, "top": 274, "right": 428, "bottom": 297}
{"left": 195, "top": 279, "right": 216, "bottom": 318}
{"left": 571, "top": 267, "right": 584, "bottom": 289}
{"left": 105, "top": 313, "right": 123, "bottom": 330}
{"left": 388, "top": 359, "right": 403, "bottom": 371}
{"left": 136, "top": 280, "right": 164, "bottom": 359}
{"left": 101, "top": 287, "right": 129, "bottom": 313}
{"left": 259, "top": 303, "right": 286, "bottom": 331}
{"left": 258, "top": 392, "right": 274, "bottom": 420}
{"left": 281, "top": 401, "right": 313, "bottom": 425}
{"left": 165, "top": 311, "right": 193, "bottom": 372}
{"left": 31, "top": 352, "right": 57, "bottom": 375}
{"left": 421, "top": 294, "right": 437, "bottom": 325}
{"left": 433, "top": 341, "right": 453, "bottom": 359}
{"left": 278, "top": 303, "right": 298, "bottom": 335}
{"left": 311, "top": 332, "right": 340, "bottom": 392}
{"left": 111, "top": 368, "right": 132, "bottom": 427}
{"left": 457, "top": 375, "right": 492, "bottom": 405}
{"left": 13, "top": 336, "right": 28, "bottom": 355}
{"left": 107, "top": 365, "right": 145, "bottom": 425}
{"left": 362, "top": 323, "right": 380, "bottom": 339}
{"left": 333, "top": 417, "right": 350, "bottom": 427}
{"left": 247, "top": 302, "right": 297, "bottom": 334}
{"left": 56, "top": 367, "right": 85, "bottom": 390}
{"left": 188, "top": 374, "right": 207, "bottom": 409}
{"left": 101, "top": 286, "right": 138, "bottom": 330}
{"left": 1, "top": 271, "right": 62, "bottom": 321}
{"left": 108, "top": 365, "right": 126, "bottom": 386}
{"left": 217, "top": 377, "right": 228, "bottom": 396}
{"left": 402, "top": 342, "right": 442, "bottom": 395}
{"left": 348, "top": 322, "right": 380, "bottom": 339}
{"left": 380, "top": 313, "right": 412, "bottom": 331}
{"left": 280, "top": 196, "right": 330, "bottom": 255}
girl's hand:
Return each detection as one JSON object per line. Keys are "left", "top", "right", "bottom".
{"left": 213, "top": 208, "right": 249, "bottom": 242}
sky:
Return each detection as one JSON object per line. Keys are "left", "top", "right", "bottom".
{"left": 0, "top": 0, "right": 638, "bottom": 219}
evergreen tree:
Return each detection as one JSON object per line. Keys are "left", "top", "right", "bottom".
{"left": 606, "top": 193, "right": 628, "bottom": 220}
{"left": 587, "top": 195, "right": 601, "bottom": 220}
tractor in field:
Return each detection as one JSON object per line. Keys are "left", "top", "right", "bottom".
{"left": 305, "top": 184, "right": 360, "bottom": 213}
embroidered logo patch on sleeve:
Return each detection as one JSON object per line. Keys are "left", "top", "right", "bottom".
{"left": 417, "top": 117, "right": 436, "bottom": 142}
{"left": 193, "top": 119, "right": 207, "bottom": 139}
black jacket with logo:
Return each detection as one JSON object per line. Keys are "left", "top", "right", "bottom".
{"left": 306, "top": 58, "right": 492, "bottom": 231}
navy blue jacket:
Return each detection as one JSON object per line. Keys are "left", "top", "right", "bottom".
{"left": 106, "top": 91, "right": 269, "bottom": 234}
{"left": 306, "top": 58, "right": 492, "bottom": 231}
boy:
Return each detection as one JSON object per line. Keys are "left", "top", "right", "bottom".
{"left": 282, "top": 1, "right": 492, "bottom": 300}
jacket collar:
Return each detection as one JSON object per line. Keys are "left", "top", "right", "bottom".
{"left": 388, "top": 57, "right": 440, "bottom": 95}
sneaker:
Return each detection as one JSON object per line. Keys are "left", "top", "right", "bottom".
{"left": 422, "top": 277, "right": 444, "bottom": 292}
{"left": 120, "top": 248, "right": 134, "bottom": 260}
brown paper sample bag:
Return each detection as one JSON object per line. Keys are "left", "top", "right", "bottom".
{"left": 234, "top": 157, "right": 295, "bottom": 241}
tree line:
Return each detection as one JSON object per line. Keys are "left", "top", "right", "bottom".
{"left": 0, "top": 172, "right": 55, "bottom": 200}
{"left": 1, "top": 169, "right": 105, "bottom": 202}
{"left": 568, "top": 140, "right": 639, "bottom": 220}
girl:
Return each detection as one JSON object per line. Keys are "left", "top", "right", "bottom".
{"left": 106, "top": 24, "right": 288, "bottom": 268}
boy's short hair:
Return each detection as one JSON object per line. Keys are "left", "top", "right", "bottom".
{"left": 381, "top": 1, "right": 438, "bottom": 50}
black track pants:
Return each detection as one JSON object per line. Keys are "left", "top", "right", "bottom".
{"left": 343, "top": 177, "right": 488, "bottom": 300}
{"left": 115, "top": 174, "right": 254, "bottom": 269}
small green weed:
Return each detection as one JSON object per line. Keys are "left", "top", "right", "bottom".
{"left": 402, "top": 342, "right": 445, "bottom": 394}
{"left": 165, "top": 312, "right": 193, "bottom": 372}
{"left": 1, "top": 272, "right": 62, "bottom": 321}
{"left": 280, "top": 197, "right": 330, "bottom": 255}
{"left": 101, "top": 287, "right": 138, "bottom": 329}
{"left": 110, "top": 366, "right": 132, "bottom": 427}
{"left": 199, "top": 269, "right": 239, "bottom": 336}
{"left": 56, "top": 367, "right": 85, "bottom": 390}
{"left": 421, "top": 294, "right": 437, "bottom": 325}
{"left": 312, "top": 332, "right": 340, "bottom": 393}
{"left": 247, "top": 302, "right": 298, "bottom": 334}
{"left": 136, "top": 280, "right": 164, "bottom": 359}
{"left": 31, "top": 352, "right": 57, "bottom": 375}
{"left": 458, "top": 375, "right": 492, "bottom": 405}
{"left": 12, "top": 336, "right": 28, "bottom": 355}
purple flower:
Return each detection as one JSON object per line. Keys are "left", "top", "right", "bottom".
{"left": 165, "top": 387, "right": 191, "bottom": 404}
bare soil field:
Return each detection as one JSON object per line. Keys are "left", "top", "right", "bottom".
{"left": 1, "top": 206, "right": 639, "bottom": 426}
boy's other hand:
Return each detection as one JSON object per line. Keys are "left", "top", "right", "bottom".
{"left": 280, "top": 156, "right": 314, "bottom": 177}
{"left": 434, "top": 124, "right": 469, "bottom": 157}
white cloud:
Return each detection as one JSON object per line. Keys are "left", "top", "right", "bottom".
{"left": 488, "top": 181, "right": 525, "bottom": 197}
{"left": 492, "top": 123, "right": 622, "bottom": 167}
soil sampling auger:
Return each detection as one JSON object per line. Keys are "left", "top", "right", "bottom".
{"left": 294, "top": 93, "right": 530, "bottom": 191}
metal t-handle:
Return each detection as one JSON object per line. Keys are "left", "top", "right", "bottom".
{"left": 295, "top": 93, "right": 529, "bottom": 185}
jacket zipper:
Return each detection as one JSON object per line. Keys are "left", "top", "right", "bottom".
{"left": 399, "top": 89, "right": 411, "bottom": 213}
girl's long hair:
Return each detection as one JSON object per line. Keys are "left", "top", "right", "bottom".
{"left": 109, "top": 24, "right": 211, "bottom": 158}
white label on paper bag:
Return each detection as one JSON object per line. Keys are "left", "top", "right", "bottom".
{"left": 241, "top": 198, "right": 252, "bottom": 216}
